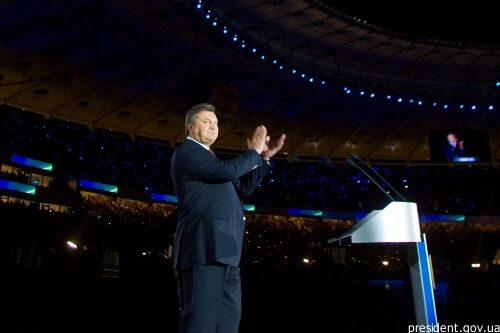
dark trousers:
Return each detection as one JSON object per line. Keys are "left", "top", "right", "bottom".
{"left": 178, "top": 264, "right": 241, "bottom": 333}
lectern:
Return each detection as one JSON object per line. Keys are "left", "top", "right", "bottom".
{"left": 328, "top": 201, "right": 437, "bottom": 325}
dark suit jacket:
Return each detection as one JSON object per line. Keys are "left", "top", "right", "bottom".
{"left": 171, "top": 139, "right": 270, "bottom": 269}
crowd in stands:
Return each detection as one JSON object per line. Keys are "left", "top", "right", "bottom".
{"left": 2, "top": 195, "right": 499, "bottom": 331}
{"left": 0, "top": 169, "right": 30, "bottom": 183}
{"left": 2, "top": 104, "right": 500, "bottom": 216}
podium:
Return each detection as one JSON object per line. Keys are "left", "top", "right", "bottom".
{"left": 328, "top": 202, "right": 437, "bottom": 325}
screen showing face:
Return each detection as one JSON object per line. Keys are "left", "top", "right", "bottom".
{"left": 429, "top": 130, "right": 491, "bottom": 163}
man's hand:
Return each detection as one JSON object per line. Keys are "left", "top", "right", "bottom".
{"left": 459, "top": 140, "right": 465, "bottom": 150}
{"left": 247, "top": 125, "right": 268, "bottom": 154}
{"left": 262, "top": 133, "right": 286, "bottom": 160}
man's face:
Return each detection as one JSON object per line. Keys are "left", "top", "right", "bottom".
{"left": 187, "top": 110, "right": 219, "bottom": 146}
{"left": 447, "top": 134, "right": 457, "bottom": 146}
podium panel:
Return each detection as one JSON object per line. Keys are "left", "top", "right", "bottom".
{"left": 328, "top": 201, "right": 437, "bottom": 326}
{"left": 328, "top": 202, "right": 421, "bottom": 244}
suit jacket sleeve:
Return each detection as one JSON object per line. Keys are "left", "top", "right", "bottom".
{"left": 174, "top": 144, "right": 263, "bottom": 183}
{"left": 233, "top": 159, "right": 270, "bottom": 196}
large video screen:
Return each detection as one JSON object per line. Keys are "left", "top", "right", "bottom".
{"left": 429, "top": 130, "right": 491, "bottom": 163}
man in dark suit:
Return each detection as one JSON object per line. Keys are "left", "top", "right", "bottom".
{"left": 443, "top": 132, "right": 465, "bottom": 162}
{"left": 171, "top": 103, "right": 285, "bottom": 333}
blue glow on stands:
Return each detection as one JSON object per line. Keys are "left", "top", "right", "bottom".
{"left": 287, "top": 208, "right": 323, "bottom": 217}
{"left": 138, "top": 189, "right": 469, "bottom": 223}
{"left": 420, "top": 214, "right": 465, "bottom": 223}
{"left": 11, "top": 154, "right": 52, "bottom": 171}
{"left": 0, "top": 179, "right": 36, "bottom": 195}
{"left": 151, "top": 193, "right": 178, "bottom": 203}
{"left": 242, "top": 204, "right": 256, "bottom": 212}
{"left": 354, "top": 212, "right": 369, "bottom": 220}
{"left": 79, "top": 179, "right": 118, "bottom": 193}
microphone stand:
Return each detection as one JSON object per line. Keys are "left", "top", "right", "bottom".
{"left": 349, "top": 154, "right": 407, "bottom": 202}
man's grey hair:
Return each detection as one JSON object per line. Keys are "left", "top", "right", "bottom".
{"left": 185, "top": 103, "right": 216, "bottom": 136}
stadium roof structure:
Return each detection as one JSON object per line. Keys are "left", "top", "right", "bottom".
{"left": 0, "top": 0, "right": 498, "bottom": 163}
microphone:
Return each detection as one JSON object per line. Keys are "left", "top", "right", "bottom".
{"left": 346, "top": 155, "right": 395, "bottom": 202}
{"left": 348, "top": 154, "right": 407, "bottom": 202}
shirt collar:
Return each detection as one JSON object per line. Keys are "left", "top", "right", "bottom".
{"left": 186, "top": 136, "right": 210, "bottom": 150}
